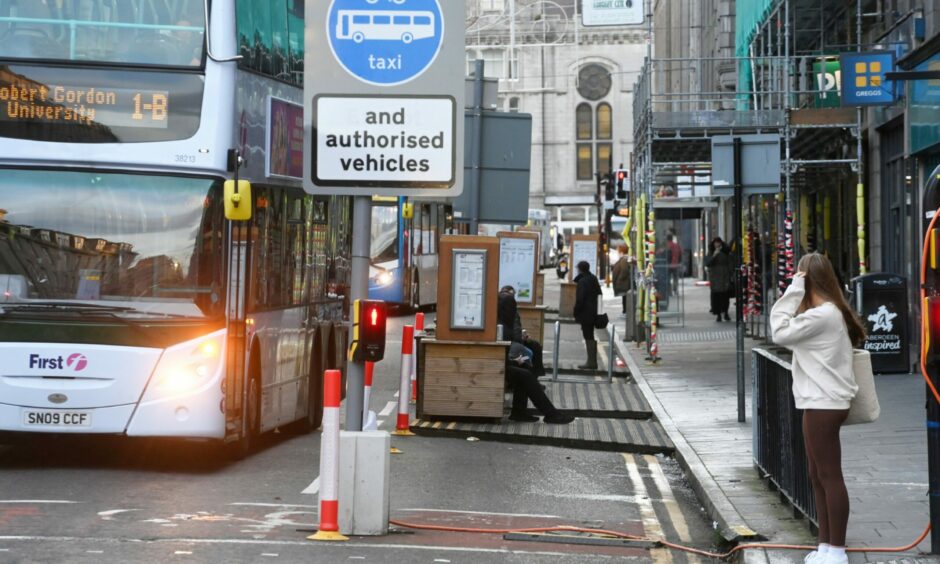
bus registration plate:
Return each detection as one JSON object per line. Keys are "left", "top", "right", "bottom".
{"left": 22, "top": 409, "right": 92, "bottom": 428}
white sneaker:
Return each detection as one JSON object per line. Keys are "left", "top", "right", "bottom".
{"left": 803, "top": 551, "right": 821, "bottom": 564}
{"left": 823, "top": 551, "right": 848, "bottom": 564}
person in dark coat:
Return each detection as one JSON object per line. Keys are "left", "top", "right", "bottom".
{"left": 497, "top": 286, "right": 545, "bottom": 376}
{"left": 573, "top": 260, "right": 602, "bottom": 369}
{"left": 498, "top": 287, "right": 573, "bottom": 424}
{"left": 611, "top": 244, "right": 633, "bottom": 314}
{"left": 706, "top": 237, "right": 733, "bottom": 322}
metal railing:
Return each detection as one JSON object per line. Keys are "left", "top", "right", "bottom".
{"left": 752, "top": 346, "right": 817, "bottom": 527}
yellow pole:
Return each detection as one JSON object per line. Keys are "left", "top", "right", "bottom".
{"left": 857, "top": 183, "right": 867, "bottom": 274}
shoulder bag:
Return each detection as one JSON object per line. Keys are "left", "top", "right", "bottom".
{"left": 845, "top": 349, "right": 880, "bottom": 425}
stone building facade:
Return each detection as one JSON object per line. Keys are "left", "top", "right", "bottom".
{"left": 466, "top": 0, "right": 647, "bottom": 234}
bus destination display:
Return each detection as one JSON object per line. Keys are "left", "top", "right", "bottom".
{"left": 0, "top": 65, "right": 203, "bottom": 143}
{"left": 0, "top": 83, "right": 170, "bottom": 129}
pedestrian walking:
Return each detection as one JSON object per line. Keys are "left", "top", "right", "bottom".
{"left": 705, "top": 237, "right": 732, "bottom": 322}
{"left": 611, "top": 244, "right": 632, "bottom": 314}
{"left": 770, "top": 253, "right": 866, "bottom": 564}
{"left": 573, "top": 260, "right": 602, "bottom": 369}
{"left": 667, "top": 234, "right": 682, "bottom": 295}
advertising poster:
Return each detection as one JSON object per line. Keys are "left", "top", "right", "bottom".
{"left": 571, "top": 239, "right": 598, "bottom": 278}
{"left": 267, "top": 97, "right": 304, "bottom": 179}
{"left": 451, "top": 249, "right": 487, "bottom": 329}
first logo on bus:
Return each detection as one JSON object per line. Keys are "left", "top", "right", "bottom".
{"left": 326, "top": 0, "right": 445, "bottom": 86}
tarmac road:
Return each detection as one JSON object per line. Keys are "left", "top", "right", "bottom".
{"left": 0, "top": 313, "right": 718, "bottom": 564}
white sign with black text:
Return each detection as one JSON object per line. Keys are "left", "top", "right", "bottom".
{"left": 582, "top": 0, "right": 644, "bottom": 26}
{"left": 314, "top": 95, "right": 455, "bottom": 187}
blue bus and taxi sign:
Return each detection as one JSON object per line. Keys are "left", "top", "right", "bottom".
{"left": 304, "top": 0, "right": 465, "bottom": 197}
{"left": 839, "top": 51, "right": 897, "bottom": 106}
{"left": 327, "top": 0, "right": 445, "bottom": 86}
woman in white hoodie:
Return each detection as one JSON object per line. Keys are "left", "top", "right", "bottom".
{"left": 770, "top": 253, "right": 866, "bottom": 564}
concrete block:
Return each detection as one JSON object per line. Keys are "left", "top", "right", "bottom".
{"left": 338, "top": 431, "right": 390, "bottom": 536}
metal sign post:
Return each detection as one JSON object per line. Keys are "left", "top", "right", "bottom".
{"left": 305, "top": 0, "right": 465, "bottom": 431}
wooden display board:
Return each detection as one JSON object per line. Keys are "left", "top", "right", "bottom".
{"left": 568, "top": 234, "right": 600, "bottom": 282}
{"left": 536, "top": 273, "right": 545, "bottom": 305}
{"left": 437, "top": 235, "right": 500, "bottom": 342}
{"left": 518, "top": 305, "right": 547, "bottom": 344}
{"left": 497, "top": 231, "right": 539, "bottom": 304}
{"left": 559, "top": 282, "right": 577, "bottom": 318}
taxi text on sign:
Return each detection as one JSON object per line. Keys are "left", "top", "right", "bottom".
{"left": 304, "top": 0, "right": 465, "bottom": 196}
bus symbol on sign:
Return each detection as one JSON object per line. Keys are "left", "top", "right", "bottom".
{"left": 327, "top": 0, "right": 444, "bottom": 86}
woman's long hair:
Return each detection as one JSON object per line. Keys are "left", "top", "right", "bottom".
{"left": 796, "top": 253, "right": 867, "bottom": 347}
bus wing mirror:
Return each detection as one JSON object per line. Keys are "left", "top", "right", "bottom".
{"left": 224, "top": 180, "right": 252, "bottom": 221}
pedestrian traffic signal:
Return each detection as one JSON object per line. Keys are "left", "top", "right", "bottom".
{"left": 603, "top": 177, "right": 615, "bottom": 201}
{"left": 616, "top": 170, "right": 628, "bottom": 199}
{"left": 349, "top": 299, "right": 387, "bottom": 362}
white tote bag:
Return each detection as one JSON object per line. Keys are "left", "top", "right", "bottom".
{"left": 845, "top": 349, "right": 880, "bottom": 425}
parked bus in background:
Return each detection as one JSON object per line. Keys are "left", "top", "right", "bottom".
{"left": 0, "top": 0, "right": 351, "bottom": 455}
{"left": 369, "top": 197, "right": 452, "bottom": 310}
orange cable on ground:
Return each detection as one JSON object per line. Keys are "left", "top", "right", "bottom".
{"left": 389, "top": 519, "right": 931, "bottom": 560}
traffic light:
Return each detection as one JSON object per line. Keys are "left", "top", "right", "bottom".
{"left": 349, "top": 299, "right": 387, "bottom": 362}
{"left": 616, "top": 170, "right": 628, "bottom": 199}
{"left": 604, "top": 179, "right": 614, "bottom": 201}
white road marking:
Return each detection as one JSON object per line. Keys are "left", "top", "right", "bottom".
{"left": 261, "top": 554, "right": 279, "bottom": 557}
{"left": 98, "top": 509, "right": 138, "bottom": 520}
{"left": 301, "top": 477, "right": 320, "bottom": 495}
{"left": 230, "top": 503, "right": 318, "bottom": 509}
{"left": 0, "top": 535, "right": 578, "bottom": 557}
{"left": 434, "top": 560, "right": 451, "bottom": 563}
{"left": 393, "top": 391, "right": 400, "bottom": 398}
{"left": 624, "top": 454, "right": 673, "bottom": 564}
{"left": 644, "top": 455, "right": 701, "bottom": 564}
{"left": 174, "top": 551, "right": 192, "bottom": 555}
{"left": 379, "top": 401, "right": 397, "bottom": 417}
{"left": 398, "top": 508, "right": 561, "bottom": 519}
{"left": 86, "top": 550, "right": 104, "bottom": 554}
{"left": 377, "top": 419, "right": 386, "bottom": 428}
{"left": 349, "top": 557, "right": 365, "bottom": 560}
{"left": 0, "top": 500, "right": 77, "bottom": 504}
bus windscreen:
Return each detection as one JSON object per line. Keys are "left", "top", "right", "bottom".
{"left": 0, "top": 170, "right": 225, "bottom": 318}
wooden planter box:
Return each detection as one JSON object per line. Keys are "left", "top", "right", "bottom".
{"left": 417, "top": 339, "right": 508, "bottom": 420}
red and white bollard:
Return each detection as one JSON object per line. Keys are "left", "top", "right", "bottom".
{"left": 394, "top": 325, "right": 415, "bottom": 436}
{"left": 308, "top": 369, "right": 347, "bottom": 541}
{"left": 410, "top": 313, "right": 424, "bottom": 402}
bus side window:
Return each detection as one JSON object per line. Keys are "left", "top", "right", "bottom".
{"left": 412, "top": 204, "right": 423, "bottom": 256}
{"left": 429, "top": 204, "right": 438, "bottom": 255}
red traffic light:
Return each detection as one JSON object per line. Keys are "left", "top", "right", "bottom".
{"left": 351, "top": 300, "right": 387, "bottom": 363}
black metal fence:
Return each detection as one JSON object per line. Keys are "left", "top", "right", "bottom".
{"left": 752, "top": 347, "right": 817, "bottom": 527}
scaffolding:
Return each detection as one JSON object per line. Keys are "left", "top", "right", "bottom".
{"left": 631, "top": 0, "right": 866, "bottom": 341}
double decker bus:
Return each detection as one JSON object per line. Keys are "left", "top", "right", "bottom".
{"left": 0, "top": 0, "right": 350, "bottom": 454}
{"left": 369, "top": 197, "right": 452, "bottom": 309}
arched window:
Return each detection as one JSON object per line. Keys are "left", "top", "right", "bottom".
{"left": 576, "top": 103, "right": 593, "bottom": 140}
{"left": 596, "top": 103, "right": 612, "bottom": 140}
{"left": 574, "top": 73, "right": 613, "bottom": 181}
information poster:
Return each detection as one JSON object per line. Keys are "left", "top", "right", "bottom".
{"left": 451, "top": 249, "right": 487, "bottom": 329}
{"left": 571, "top": 239, "right": 598, "bottom": 278}
{"left": 498, "top": 237, "right": 537, "bottom": 304}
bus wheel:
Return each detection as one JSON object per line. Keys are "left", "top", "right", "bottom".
{"left": 353, "top": 32, "right": 365, "bottom": 43}
{"left": 401, "top": 32, "right": 413, "bottom": 44}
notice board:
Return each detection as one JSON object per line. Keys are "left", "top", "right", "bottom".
{"left": 437, "top": 235, "right": 499, "bottom": 342}
{"left": 569, "top": 234, "right": 599, "bottom": 282}
{"left": 497, "top": 231, "right": 539, "bottom": 304}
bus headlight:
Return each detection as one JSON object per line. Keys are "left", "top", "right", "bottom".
{"left": 373, "top": 270, "right": 393, "bottom": 287}
{"left": 145, "top": 330, "right": 225, "bottom": 397}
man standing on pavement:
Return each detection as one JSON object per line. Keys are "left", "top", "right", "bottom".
{"left": 573, "top": 260, "right": 602, "bottom": 370}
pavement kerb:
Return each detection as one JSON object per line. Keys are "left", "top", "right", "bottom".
{"left": 614, "top": 335, "right": 762, "bottom": 547}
